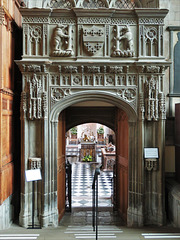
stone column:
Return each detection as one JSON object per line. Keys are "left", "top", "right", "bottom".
{"left": 40, "top": 118, "right": 49, "bottom": 227}
{"left": 50, "top": 120, "right": 59, "bottom": 227}
{"left": 19, "top": 92, "right": 30, "bottom": 227}
{"left": 127, "top": 120, "right": 144, "bottom": 227}
{"left": 156, "top": 119, "right": 166, "bottom": 225}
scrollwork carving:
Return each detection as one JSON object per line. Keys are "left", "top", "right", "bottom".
{"left": 51, "top": 87, "right": 71, "bottom": 102}
{"left": 117, "top": 88, "right": 136, "bottom": 102}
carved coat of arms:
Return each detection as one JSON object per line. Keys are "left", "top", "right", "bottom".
{"left": 82, "top": 26, "right": 105, "bottom": 56}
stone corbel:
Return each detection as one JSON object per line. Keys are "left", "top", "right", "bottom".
{"left": 145, "top": 158, "right": 158, "bottom": 171}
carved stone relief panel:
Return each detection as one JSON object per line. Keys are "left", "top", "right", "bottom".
{"left": 80, "top": 25, "right": 105, "bottom": 56}
{"left": 49, "top": 64, "right": 137, "bottom": 111}
{"left": 21, "top": 74, "right": 48, "bottom": 120}
{"left": 51, "top": 24, "right": 74, "bottom": 56}
{"left": 112, "top": 25, "right": 135, "bottom": 57}
{"left": 143, "top": 74, "right": 166, "bottom": 121}
{"left": 23, "top": 23, "right": 49, "bottom": 56}
{"left": 139, "top": 19, "right": 164, "bottom": 57}
{"left": 145, "top": 75, "right": 159, "bottom": 121}
{"left": 24, "top": 24, "right": 43, "bottom": 56}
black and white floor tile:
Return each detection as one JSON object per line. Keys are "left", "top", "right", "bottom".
{"left": 72, "top": 163, "right": 113, "bottom": 208}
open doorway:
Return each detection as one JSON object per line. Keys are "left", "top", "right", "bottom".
{"left": 57, "top": 104, "right": 129, "bottom": 225}
{"left": 66, "top": 123, "right": 116, "bottom": 211}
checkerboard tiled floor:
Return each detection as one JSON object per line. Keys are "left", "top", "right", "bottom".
{"left": 72, "top": 163, "right": 113, "bottom": 208}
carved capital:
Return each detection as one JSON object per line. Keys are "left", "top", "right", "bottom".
{"left": 28, "top": 157, "right": 41, "bottom": 170}
{"left": 145, "top": 158, "right": 158, "bottom": 171}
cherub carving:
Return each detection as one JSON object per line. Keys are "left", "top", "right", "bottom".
{"left": 52, "top": 24, "right": 74, "bottom": 57}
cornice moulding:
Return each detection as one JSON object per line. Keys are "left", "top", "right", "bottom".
{"left": 72, "top": 8, "right": 115, "bottom": 17}
{"left": 167, "top": 26, "right": 180, "bottom": 31}
{"left": 135, "top": 8, "right": 169, "bottom": 18}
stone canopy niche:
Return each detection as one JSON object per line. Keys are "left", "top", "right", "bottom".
{"left": 16, "top": 0, "right": 169, "bottom": 228}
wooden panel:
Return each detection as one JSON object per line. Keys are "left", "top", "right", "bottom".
{"left": 0, "top": 0, "right": 22, "bottom": 208}
{"left": 0, "top": 94, "right": 14, "bottom": 204}
{"left": 57, "top": 111, "right": 66, "bottom": 221}
{"left": 0, "top": 162, "right": 14, "bottom": 204}
{"left": 115, "top": 108, "right": 128, "bottom": 222}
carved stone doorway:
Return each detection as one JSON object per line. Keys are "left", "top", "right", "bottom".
{"left": 52, "top": 96, "right": 135, "bottom": 226}
{"left": 18, "top": 4, "right": 168, "bottom": 228}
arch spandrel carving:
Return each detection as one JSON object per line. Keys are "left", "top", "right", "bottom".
{"left": 50, "top": 90, "right": 137, "bottom": 122}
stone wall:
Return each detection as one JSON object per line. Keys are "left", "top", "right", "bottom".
{"left": 166, "top": 179, "right": 180, "bottom": 227}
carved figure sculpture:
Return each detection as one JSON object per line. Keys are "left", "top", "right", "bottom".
{"left": 118, "top": 26, "right": 133, "bottom": 51}
{"left": 52, "top": 24, "right": 74, "bottom": 57}
{"left": 112, "top": 26, "right": 134, "bottom": 57}
{"left": 42, "top": 0, "right": 51, "bottom": 7}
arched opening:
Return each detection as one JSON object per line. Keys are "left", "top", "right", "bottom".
{"left": 55, "top": 97, "right": 133, "bottom": 224}
{"left": 66, "top": 123, "right": 115, "bottom": 211}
